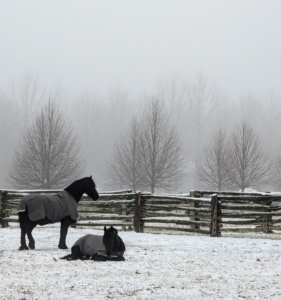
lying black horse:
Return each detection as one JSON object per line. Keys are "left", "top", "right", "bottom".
{"left": 60, "top": 226, "right": 126, "bottom": 261}
{"left": 17, "top": 176, "right": 99, "bottom": 250}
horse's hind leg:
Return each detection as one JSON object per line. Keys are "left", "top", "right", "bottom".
{"left": 69, "top": 246, "right": 83, "bottom": 260}
{"left": 60, "top": 254, "right": 73, "bottom": 260}
{"left": 60, "top": 246, "right": 83, "bottom": 260}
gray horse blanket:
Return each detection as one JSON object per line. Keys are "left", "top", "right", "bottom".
{"left": 17, "top": 190, "right": 78, "bottom": 222}
{"left": 73, "top": 234, "right": 107, "bottom": 256}
{"left": 72, "top": 234, "right": 125, "bottom": 257}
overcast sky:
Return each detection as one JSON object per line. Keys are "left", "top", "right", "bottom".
{"left": 1, "top": 1, "right": 281, "bottom": 99}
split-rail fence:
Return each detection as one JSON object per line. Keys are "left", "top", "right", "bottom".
{"left": 1, "top": 189, "right": 281, "bottom": 237}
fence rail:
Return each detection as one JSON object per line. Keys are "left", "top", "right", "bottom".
{"left": 1, "top": 189, "right": 281, "bottom": 237}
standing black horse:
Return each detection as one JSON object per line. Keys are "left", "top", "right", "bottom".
{"left": 60, "top": 226, "right": 126, "bottom": 261}
{"left": 17, "top": 176, "right": 99, "bottom": 250}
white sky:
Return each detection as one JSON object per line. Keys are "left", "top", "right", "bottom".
{"left": 1, "top": 1, "right": 281, "bottom": 98}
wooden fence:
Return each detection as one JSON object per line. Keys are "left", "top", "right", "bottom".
{"left": 193, "top": 190, "right": 281, "bottom": 236}
{"left": 138, "top": 192, "right": 211, "bottom": 235}
{"left": 1, "top": 189, "right": 281, "bottom": 237}
{"left": 0, "top": 189, "right": 135, "bottom": 230}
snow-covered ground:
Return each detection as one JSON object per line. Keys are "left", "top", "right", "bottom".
{"left": 1, "top": 225, "right": 281, "bottom": 300}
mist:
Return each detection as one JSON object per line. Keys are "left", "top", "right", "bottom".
{"left": 1, "top": 1, "right": 281, "bottom": 192}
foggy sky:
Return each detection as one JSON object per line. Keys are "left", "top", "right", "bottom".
{"left": 1, "top": 1, "right": 281, "bottom": 98}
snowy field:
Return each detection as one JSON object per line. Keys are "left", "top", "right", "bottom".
{"left": 1, "top": 225, "right": 281, "bottom": 300}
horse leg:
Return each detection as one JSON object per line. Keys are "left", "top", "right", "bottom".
{"left": 91, "top": 253, "right": 108, "bottom": 261}
{"left": 60, "top": 246, "right": 84, "bottom": 260}
{"left": 58, "top": 216, "right": 75, "bottom": 249}
{"left": 69, "top": 245, "right": 83, "bottom": 260}
{"left": 108, "top": 256, "right": 125, "bottom": 261}
{"left": 18, "top": 211, "right": 29, "bottom": 250}
{"left": 26, "top": 221, "right": 37, "bottom": 250}
{"left": 19, "top": 228, "right": 29, "bottom": 250}
{"left": 60, "top": 254, "right": 72, "bottom": 260}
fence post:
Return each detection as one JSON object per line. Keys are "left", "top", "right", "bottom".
{"left": 261, "top": 199, "right": 272, "bottom": 233}
{"left": 121, "top": 203, "right": 127, "bottom": 231}
{"left": 134, "top": 192, "right": 141, "bottom": 232}
{"left": 189, "top": 190, "right": 199, "bottom": 230}
{"left": 0, "top": 191, "right": 8, "bottom": 228}
{"left": 210, "top": 194, "right": 219, "bottom": 237}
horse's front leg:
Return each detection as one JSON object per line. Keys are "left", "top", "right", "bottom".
{"left": 91, "top": 253, "right": 108, "bottom": 261}
{"left": 19, "top": 212, "right": 29, "bottom": 250}
{"left": 108, "top": 256, "right": 125, "bottom": 261}
{"left": 19, "top": 228, "right": 29, "bottom": 250}
{"left": 58, "top": 216, "right": 76, "bottom": 249}
{"left": 26, "top": 222, "right": 37, "bottom": 250}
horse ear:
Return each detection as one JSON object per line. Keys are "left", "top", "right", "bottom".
{"left": 90, "top": 175, "right": 92, "bottom": 179}
{"left": 104, "top": 226, "right": 106, "bottom": 231}
{"left": 110, "top": 226, "right": 113, "bottom": 232}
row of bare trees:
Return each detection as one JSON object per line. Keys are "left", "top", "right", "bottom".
{"left": 2, "top": 72, "right": 281, "bottom": 193}
{"left": 6, "top": 96, "right": 185, "bottom": 192}
{"left": 195, "top": 123, "right": 273, "bottom": 192}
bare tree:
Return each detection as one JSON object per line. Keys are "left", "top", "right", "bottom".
{"left": 139, "top": 99, "right": 185, "bottom": 193}
{"left": 106, "top": 86, "right": 133, "bottom": 140}
{"left": 228, "top": 122, "right": 270, "bottom": 192}
{"left": 0, "top": 91, "right": 17, "bottom": 186}
{"left": 259, "top": 92, "right": 281, "bottom": 157}
{"left": 271, "top": 152, "right": 281, "bottom": 191}
{"left": 235, "top": 94, "right": 262, "bottom": 126}
{"left": 70, "top": 91, "right": 106, "bottom": 172}
{"left": 9, "top": 73, "right": 45, "bottom": 132}
{"left": 195, "top": 129, "right": 231, "bottom": 191}
{"left": 8, "top": 100, "right": 84, "bottom": 189}
{"left": 105, "top": 118, "right": 143, "bottom": 192}
{"left": 184, "top": 72, "right": 217, "bottom": 159}
{"left": 154, "top": 74, "right": 186, "bottom": 124}
{"left": 105, "top": 99, "right": 185, "bottom": 193}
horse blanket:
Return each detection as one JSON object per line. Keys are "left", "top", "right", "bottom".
{"left": 72, "top": 234, "right": 125, "bottom": 257}
{"left": 17, "top": 190, "right": 78, "bottom": 222}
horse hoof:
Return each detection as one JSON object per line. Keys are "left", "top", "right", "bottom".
{"left": 19, "top": 246, "right": 29, "bottom": 250}
{"left": 29, "top": 244, "right": 35, "bottom": 250}
{"left": 58, "top": 245, "right": 68, "bottom": 249}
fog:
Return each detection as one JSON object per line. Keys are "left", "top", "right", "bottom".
{"left": 1, "top": 1, "right": 281, "bottom": 192}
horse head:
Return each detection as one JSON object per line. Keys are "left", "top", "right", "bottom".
{"left": 84, "top": 175, "right": 99, "bottom": 201}
{"left": 103, "top": 226, "right": 115, "bottom": 257}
